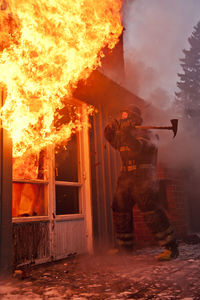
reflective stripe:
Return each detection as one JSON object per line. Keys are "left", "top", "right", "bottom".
{"left": 120, "top": 146, "right": 131, "bottom": 152}
{"left": 155, "top": 226, "right": 173, "bottom": 240}
{"left": 142, "top": 210, "right": 155, "bottom": 216}
{"left": 158, "top": 234, "right": 174, "bottom": 246}
{"left": 128, "top": 165, "right": 136, "bottom": 171}
{"left": 116, "top": 233, "right": 133, "bottom": 239}
{"left": 116, "top": 239, "right": 133, "bottom": 246}
{"left": 121, "top": 163, "right": 154, "bottom": 172}
{"left": 121, "top": 165, "right": 136, "bottom": 172}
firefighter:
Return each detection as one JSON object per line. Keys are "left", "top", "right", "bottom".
{"left": 104, "top": 106, "right": 179, "bottom": 260}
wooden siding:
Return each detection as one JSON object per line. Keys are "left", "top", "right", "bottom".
{"left": 13, "top": 221, "right": 50, "bottom": 267}
{"left": 0, "top": 87, "right": 12, "bottom": 274}
{"left": 54, "top": 218, "right": 87, "bottom": 259}
{"left": 89, "top": 105, "right": 121, "bottom": 250}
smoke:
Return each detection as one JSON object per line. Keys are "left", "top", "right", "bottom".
{"left": 123, "top": 0, "right": 200, "bottom": 99}
{"left": 122, "top": 0, "right": 200, "bottom": 170}
{"left": 122, "top": 0, "right": 200, "bottom": 231}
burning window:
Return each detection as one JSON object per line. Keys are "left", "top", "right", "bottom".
{"left": 1, "top": 0, "right": 123, "bottom": 219}
{"left": 55, "top": 105, "right": 81, "bottom": 215}
{"left": 12, "top": 150, "right": 48, "bottom": 217}
{"left": 12, "top": 103, "right": 83, "bottom": 218}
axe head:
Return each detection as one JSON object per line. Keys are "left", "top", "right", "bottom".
{"left": 171, "top": 119, "right": 178, "bottom": 137}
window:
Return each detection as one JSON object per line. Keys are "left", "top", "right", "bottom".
{"left": 55, "top": 104, "right": 82, "bottom": 216}
{"left": 12, "top": 150, "right": 48, "bottom": 217}
{"left": 12, "top": 100, "right": 86, "bottom": 218}
{"left": 56, "top": 185, "right": 79, "bottom": 215}
{"left": 55, "top": 133, "right": 78, "bottom": 182}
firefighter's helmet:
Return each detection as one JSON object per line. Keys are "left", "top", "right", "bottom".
{"left": 120, "top": 105, "right": 143, "bottom": 125}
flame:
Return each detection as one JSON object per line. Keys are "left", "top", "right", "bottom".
{"left": 0, "top": 0, "right": 123, "bottom": 157}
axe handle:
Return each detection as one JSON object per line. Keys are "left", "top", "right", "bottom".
{"left": 135, "top": 126, "right": 173, "bottom": 130}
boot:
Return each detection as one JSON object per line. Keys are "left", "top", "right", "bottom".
{"left": 157, "top": 241, "right": 179, "bottom": 261}
{"left": 108, "top": 236, "right": 133, "bottom": 255}
{"left": 111, "top": 211, "right": 134, "bottom": 255}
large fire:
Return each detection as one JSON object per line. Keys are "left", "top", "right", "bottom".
{"left": 0, "top": 0, "right": 123, "bottom": 157}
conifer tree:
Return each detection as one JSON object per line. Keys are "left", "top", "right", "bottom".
{"left": 175, "top": 21, "right": 200, "bottom": 131}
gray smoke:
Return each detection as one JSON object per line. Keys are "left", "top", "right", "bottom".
{"left": 122, "top": 0, "right": 200, "bottom": 169}
{"left": 122, "top": 0, "right": 200, "bottom": 232}
{"left": 123, "top": 0, "right": 200, "bottom": 99}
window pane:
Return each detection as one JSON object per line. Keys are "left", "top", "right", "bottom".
{"left": 55, "top": 133, "right": 78, "bottom": 182}
{"left": 56, "top": 185, "right": 79, "bottom": 215}
{"left": 12, "top": 183, "right": 48, "bottom": 217}
{"left": 13, "top": 149, "right": 48, "bottom": 180}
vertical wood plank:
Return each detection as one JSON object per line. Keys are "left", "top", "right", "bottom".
{"left": 0, "top": 87, "right": 13, "bottom": 275}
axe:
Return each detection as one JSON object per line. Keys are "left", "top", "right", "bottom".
{"left": 135, "top": 119, "right": 178, "bottom": 137}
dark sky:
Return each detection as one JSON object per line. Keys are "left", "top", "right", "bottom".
{"left": 123, "top": 0, "right": 200, "bottom": 108}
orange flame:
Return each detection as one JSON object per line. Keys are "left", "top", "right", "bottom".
{"left": 0, "top": 0, "right": 123, "bottom": 157}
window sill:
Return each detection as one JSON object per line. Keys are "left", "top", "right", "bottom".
{"left": 13, "top": 179, "right": 49, "bottom": 184}
{"left": 55, "top": 181, "right": 82, "bottom": 187}
{"left": 12, "top": 216, "right": 49, "bottom": 223}
{"left": 55, "top": 214, "right": 84, "bottom": 221}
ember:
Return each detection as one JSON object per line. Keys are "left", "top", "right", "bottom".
{"left": 0, "top": 0, "right": 123, "bottom": 157}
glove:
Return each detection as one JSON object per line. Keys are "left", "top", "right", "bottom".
{"left": 119, "top": 118, "right": 133, "bottom": 131}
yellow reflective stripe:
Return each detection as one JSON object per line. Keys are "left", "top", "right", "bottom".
{"left": 116, "top": 233, "right": 133, "bottom": 239}
{"left": 121, "top": 165, "right": 136, "bottom": 172}
{"left": 155, "top": 226, "right": 173, "bottom": 240}
{"left": 128, "top": 165, "right": 136, "bottom": 171}
{"left": 158, "top": 234, "right": 174, "bottom": 246}
{"left": 120, "top": 146, "right": 131, "bottom": 152}
{"left": 116, "top": 239, "right": 133, "bottom": 246}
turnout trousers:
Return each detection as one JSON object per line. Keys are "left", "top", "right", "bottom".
{"left": 112, "top": 168, "right": 174, "bottom": 251}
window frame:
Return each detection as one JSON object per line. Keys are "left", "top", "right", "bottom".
{"left": 55, "top": 102, "right": 84, "bottom": 218}
{"left": 12, "top": 148, "right": 51, "bottom": 223}
{"left": 12, "top": 98, "right": 90, "bottom": 223}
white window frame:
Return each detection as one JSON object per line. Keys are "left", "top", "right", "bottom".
{"left": 54, "top": 99, "right": 90, "bottom": 220}
{"left": 12, "top": 149, "right": 51, "bottom": 223}
{"left": 12, "top": 98, "right": 93, "bottom": 253}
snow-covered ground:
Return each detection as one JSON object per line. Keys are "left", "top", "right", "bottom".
{"left": 0, "top": 242, "right": 200, "bottom": 299}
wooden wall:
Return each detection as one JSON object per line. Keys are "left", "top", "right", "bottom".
{"left": 13, "top": 221, "right": 50, "bottom": 268}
